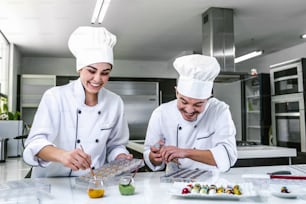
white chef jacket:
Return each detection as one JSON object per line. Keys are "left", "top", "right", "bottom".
{"left": 143, "top": 98, "right": 237, "bottom": 172}
{"left": 23, "top": 78, "right": 130, "bottom": 178}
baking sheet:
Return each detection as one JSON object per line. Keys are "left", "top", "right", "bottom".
{"left": 76, "top": 158, "right": 144, "bottom": 187}
{"left": 160, "top": 168, "right": 218, "bottom": 183}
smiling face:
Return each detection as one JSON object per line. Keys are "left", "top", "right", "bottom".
{"left": 176, "top": 91, "right": 209, "bottom": 122}
{"left": 79, "top": 62, "right": 112, "bottom": 95}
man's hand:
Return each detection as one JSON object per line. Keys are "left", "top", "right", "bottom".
{"left": 149, "top": 144, "right": 164, "bottom": 166}
{"left": 160, "top": 145, "right": 186, "bottom": 164}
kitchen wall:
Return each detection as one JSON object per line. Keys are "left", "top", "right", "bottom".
{"left": 22, "top": 40, "right": 306, "bottom": 78}
{"left": 21, "top": 57, "right": 178, "bottom": 79}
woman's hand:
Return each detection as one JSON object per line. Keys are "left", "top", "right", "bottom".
{"left": 61, "top": 148, "right": 92, "bottom": 171}
{"left": 37, "top": 145, "right": 92, "bottom": 171}
{"left": 115, "top": 153, "right": 133, "bottom": 160}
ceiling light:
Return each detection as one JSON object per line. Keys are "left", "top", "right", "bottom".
{"left": 234, "top": 50, "right": 263, "bottom": 63}
{"left": 98, "top": 0, "right": 111, "bottom": 23}
{"left": 91, "top": 0, "right": 112, "bottom": 24}
{"left": 301, "top": 33, "right": 306, "bottom": 39}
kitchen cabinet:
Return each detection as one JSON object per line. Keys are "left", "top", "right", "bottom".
{"left": 243, "top": 73, "right": 271, "bottom": 145}
{"left": 20, "top": 74, "right": 56, "bottom": 108}
{"left": 19, "top": 74, "right": 56, "bottom": 125}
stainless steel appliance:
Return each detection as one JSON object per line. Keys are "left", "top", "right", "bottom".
{"left": 270, "top": 58, "right": 306, "bottom": 152}
{"left": 243, "top": 74, "right": 271, "bottom": 145}
{"left": 105, "top": 81, "right": 159, "bottom": 140}
{"left": 0, "top": 138, "right": 8, "bottom": 162}
{"left": 271, "top": 93, "right": 306, "bottom": 152}
{"left": 0, "top": 120, "right": 23, "bottom": 157}
{"left": 270, "top": 58, "right": 306, "bottom": 95}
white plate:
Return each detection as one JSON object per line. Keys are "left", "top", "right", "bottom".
{"left": 271, "top": 192, "right": 298, "bottom": 199}
{"left": 170, "top": 182, "right": 257, "bottom": 200}
{"left": 270, "top": 184, "right": 306, "bottom": 199}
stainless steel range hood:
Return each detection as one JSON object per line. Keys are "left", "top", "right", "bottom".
{"left": 202, "top": 7, "right": 247, "bottom": 82}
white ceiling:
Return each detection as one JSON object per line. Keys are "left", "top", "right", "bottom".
{"left": 1, "top": 0, "right": 306, "bottom": 62}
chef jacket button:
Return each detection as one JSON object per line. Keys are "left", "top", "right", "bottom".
{"left": 178, "top": 126, "right": 182, "bottom": 130}
{"left": 91, "top": 166, "right": 95, "bottom": 170}
{"left": 76, "top": 139, "right": 80, "bottom": 143}
{"left": 95, "top": 139, "right": 99, "bottom": 143}
{"left": 194, "top": 125, "right": 197, "bottom": 128}
{"left": 78, "top": 110, "right": 82, "bottom": 114}
{"left": 98, "top": 111, "right": 101, "bottom": 115}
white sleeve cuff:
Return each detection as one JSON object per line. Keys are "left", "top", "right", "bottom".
{"left": 143, "top": 150, "right": 165, "bottom": 171}
{"left": 210, "top": 146, "right": 231, "bottom": 172}
{"left": 23, "top": 139, "right": 54, "bottom": 167}
{"left": 107, "top": 145, "right": 130, "bottom": 162}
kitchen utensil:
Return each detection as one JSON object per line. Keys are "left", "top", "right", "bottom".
{"left": 80, "top": 145, "right": 96, "bottom": 180}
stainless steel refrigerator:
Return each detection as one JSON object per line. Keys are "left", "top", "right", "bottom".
{"left": 105, "top": 81, "right": 159, "bottom": 140}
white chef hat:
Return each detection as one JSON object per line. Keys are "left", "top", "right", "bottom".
{"left": 68, "top": 26, "right": 117, "bottom": 71}
{"left": 173, "top": 54, "right": 220, "bottom": 99}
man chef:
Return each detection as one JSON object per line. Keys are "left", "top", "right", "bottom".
{"left": 143, "top": 54, "right": 237, "bottom": 172}
{"left": 23, "top": 26, "right": 132, "bottom": 178}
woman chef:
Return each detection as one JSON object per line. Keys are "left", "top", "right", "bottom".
{"left": 143, "top": 54, "right": 237, "bottom": 172}
{"left": 23, "top": 26, "right": 133, "bottom": 178}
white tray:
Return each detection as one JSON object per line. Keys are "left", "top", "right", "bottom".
{"left": 170, "top": 182, "right": 258, "bottom": 200}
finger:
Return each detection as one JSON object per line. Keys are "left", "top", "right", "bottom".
{"left": 128, "top": 154, "right": 134, "bottom": 160}
{"left": 79, "top": 150, "right": 92, "bottom": 167}
{"left": 164, "top": 150, "right": 176, "bottom": 162}
{"left": 160, "top": 146, "right": 170, "bottom": 159}
{"left": 71, "top": 163, "right": 80, "bottom": 171}
{"left": 120, "top": 154, "right": 133, "bottom": 160}
{"left": 150, "top": 146, "right": 160, "bottom": 152}
{"left": 77, "top": 146, "right": 92, "bottom": 168}
{"left": 167, "top": 154, "right": 177, "bottom": 163}
{"left": 154, "top": 157, "right": 163, "bottom": 163}
{"left": 74, "top": 153, "right": 91, "bottom": 169}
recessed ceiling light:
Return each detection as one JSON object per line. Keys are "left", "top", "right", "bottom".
{"left": 91, "top": 0, "right": 112, "bottom": 24}
{"left": 301, "top": 33, "right": 306, "bottom": 39}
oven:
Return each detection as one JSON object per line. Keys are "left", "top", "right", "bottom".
{"left": 271, "top": 93, "right": 306, "bottom": 152}
{"left": 270, "top": 58, "right": 306, "bottom": 96}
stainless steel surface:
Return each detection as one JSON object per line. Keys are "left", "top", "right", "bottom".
{"left": 202, "top": 7, "right": 235, "bottom": 72}
{"left": 201, "top": 7, "right": 247, "bottom": 83}
{"left": 128, "top": 140, "right": 297, "bottom": 160}
{"left": 270, "top": 58, "right": 305, "bottom": 96}
{"left": 0, "top": 138, "right": 8, "bottom": 162}
{"left": 271, "top": 93, "right": 306, "bottom": 152}
{"left": 214, "top": 80, "right": 243, "bottom": 141}
{"left": 214, "top": 72, "right": 247, "bottom": 83}
{"left": 105, "top": 81, "right": 159, "bottom": 140}
{"left": 0, "top": 121, "right": 23, "bottom": 157}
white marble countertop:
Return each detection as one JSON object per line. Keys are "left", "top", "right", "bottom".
{"left": 2, "top": 165, "right": 306, "bottom": 204}
{"left": 127, "top": 140, "right": 297, "bottom": 159}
